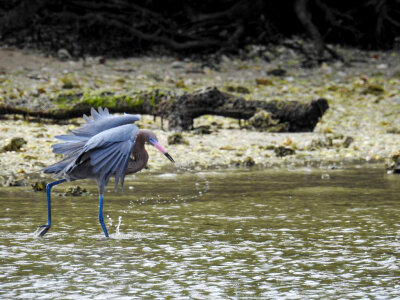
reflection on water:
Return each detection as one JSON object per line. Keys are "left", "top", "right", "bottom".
{"left": 1, "top": 167, "right": 400, "bottom": 299}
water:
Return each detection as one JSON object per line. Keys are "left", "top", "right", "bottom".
{"left": 1, "top": 167, "right": 400, "bottom": 299}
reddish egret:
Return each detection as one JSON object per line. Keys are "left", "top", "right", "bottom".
{"left": 39, "top": 107, "right": 174, "bottom": 237}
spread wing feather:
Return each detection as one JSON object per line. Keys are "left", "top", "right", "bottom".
{"left": 52, "top": 141, "right": 86, "bottom": 156}
{"left": 77, "top": 123, "right": 139, "bottom": 193}
{"left": 83, "top": 114, "right": 91, "bottom": 123}
{"left": 45, "top": 108, "right": 140, "bottom": 194}
{"left": 91, "top": 143, "right": 121, "bottom": 167}
{"left": 49, "top": 107, "right": 140, "bottom": 159}
{"left": 70, "top": 107, "right": 140, "bottom": 137}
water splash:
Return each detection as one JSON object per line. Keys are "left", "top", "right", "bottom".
{"left": 115, "top": 216, "right": 122, "bottom": 235}
{"left": 195, "top": 172, "right": 210, "bottom": 197}
{"left": 32, "top": 226, "right": 44, "bottom": 238}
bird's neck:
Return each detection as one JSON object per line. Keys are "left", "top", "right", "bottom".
{"left": 126, "top": 130, "right": 149, "bottom": 174}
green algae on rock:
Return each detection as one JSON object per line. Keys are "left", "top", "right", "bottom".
{"left": 387, "top": 149, "right": 400, "bottom": 174}
{"left": 31, "top": 180, "right": 47, "bottom": 192}
{"left": 249, "top": 110, "right": 289, "bottom": 132}
{"left": 168, "top": 133, "right": 189, "bottom": 145}
{"left": 243, "top": 156, "right": 256, "bottom": 167}
{"left": 63, "top": 185, "right": 88, "bottom": 197}
{"left": 255, "top": 78, "right": 274, "bottom": 86}
{"left": 193, "top": 126, "right": 212, "bottom": 135}
{"left": 274, "top": 146, "right": 296, "bottom": 157}
{"left": 1, "top": 137, "right": 27, "bottom": 152}
{"left": 226, "top": 86, "right": 251, "bottom": 94}
{"left": 230, "top": 156, "right": 255, "bottom": 167}
{"left": 362, "top": 84, "right": 385, "bottom": 95}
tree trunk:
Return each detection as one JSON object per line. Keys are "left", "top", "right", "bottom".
{"left": 294, "top": 0, "right": 325, "bottom": 58}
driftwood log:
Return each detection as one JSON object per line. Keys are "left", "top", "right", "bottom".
{"left": 163, "top": 88, "right": 328, "bottom": 131}
{"left": 0, "top": 87, "right": 328, "bottom": 132}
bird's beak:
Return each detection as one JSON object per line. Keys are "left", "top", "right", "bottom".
{"left": 149, "top": 138, "right": 175, "bottom": 163}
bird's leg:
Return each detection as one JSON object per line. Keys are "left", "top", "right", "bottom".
{"left": 98, "top": 194, "right": 109, "bottom": 238}
{"left": 37, "top": 178, "right": 67, "bottom": 237}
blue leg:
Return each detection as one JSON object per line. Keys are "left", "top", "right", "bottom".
{"left": 98, "top": 194, "right": 109, "bottom": 238}
{"left": 38, "top": 178, "right": 67, "bottom": 237}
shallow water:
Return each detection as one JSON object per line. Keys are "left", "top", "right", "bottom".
{"left": 1, "top": 167, "right": 400, "bottom": 299}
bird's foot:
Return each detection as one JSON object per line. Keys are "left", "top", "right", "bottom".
{"left": 37, "top": 225, "right": 51, "bottom": 237}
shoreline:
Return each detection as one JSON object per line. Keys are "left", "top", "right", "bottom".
{"left": 0, "top": 114, "right": 398, "bottom": 188}
{"left": 1, "top": 46, "right": 400, "bottom": 187}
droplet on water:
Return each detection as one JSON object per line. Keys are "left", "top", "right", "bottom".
{"left": 116, "top": 216, "right": 122, "bottom": 235}
{"left": 321, "top": 173, "right": 330, "bottom": 180}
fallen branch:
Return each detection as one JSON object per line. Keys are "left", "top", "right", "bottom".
{"left": 0, "top": 87, "right": 328, "bottom": 132}
{"left": 161, "top": 88, "right": 328, "bottom": 131}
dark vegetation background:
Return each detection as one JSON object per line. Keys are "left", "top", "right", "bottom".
{"left": 0, "top": 0, "right": 399, "bottom": 58}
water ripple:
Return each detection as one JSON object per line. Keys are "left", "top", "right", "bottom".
{"left": 1, "top": 168, "right": 400, "bottom": 298}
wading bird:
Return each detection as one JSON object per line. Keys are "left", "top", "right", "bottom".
{"left": 39, "top": 107, "right": 174, "bottom": 237}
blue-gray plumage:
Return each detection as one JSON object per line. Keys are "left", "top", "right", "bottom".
{"left": 38, "top": 107, "right": 175, "bottom": 238}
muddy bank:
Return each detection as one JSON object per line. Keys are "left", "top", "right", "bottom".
{"left": 0, "top": 46, "right": 400, "bottom": 187}
{"left": 1, "top": 113, "right": 400, "bottom": 188}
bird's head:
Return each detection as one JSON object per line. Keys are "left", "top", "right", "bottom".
{"left": 146, "top": 132, "right": 175, "bottom": 163}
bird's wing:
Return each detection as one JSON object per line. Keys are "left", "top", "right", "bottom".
{"left": 77, "top": 124, "right": 139, "bottom": 193}
{"left": 51, "top": 107, "right": 140, "bottom": 156}
{"left": 68, "top": 107, "right": 141, "bottom": 137}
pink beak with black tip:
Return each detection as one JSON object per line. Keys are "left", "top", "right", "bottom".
{"left": 149, "top": 137, "right": 175, "bottom": 163}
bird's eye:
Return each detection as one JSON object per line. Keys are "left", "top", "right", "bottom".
{"left": 149, "top": 137, "right": 157, "bottom": 144}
